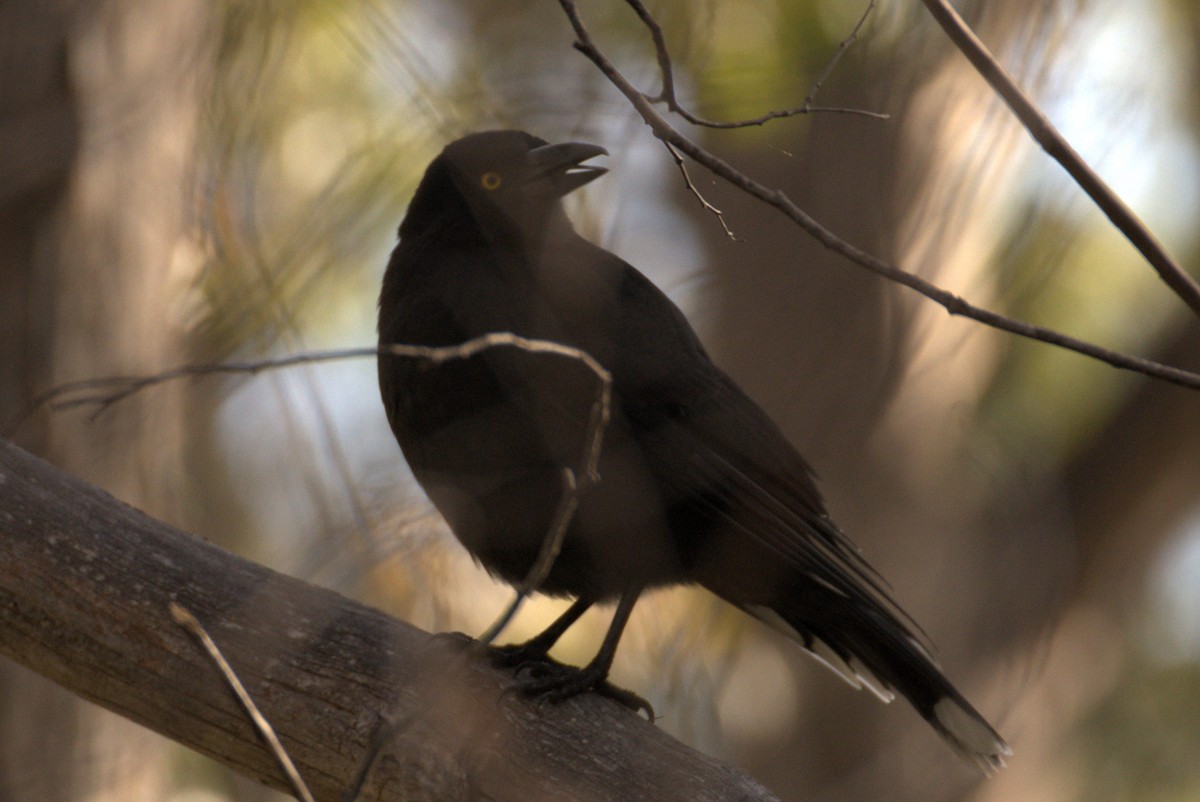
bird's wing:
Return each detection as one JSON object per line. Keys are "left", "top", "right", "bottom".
{"left": 607, "top": 254, "right": 929, "bottom": 646}
{"left": 606, "top": 259, "right": 872, "bottom": 572}
{"left": 607, "top": 267, "right": 1015, "bottom": 769}
{"left": 647, "top": 372, "right": 907, "bottom": 610}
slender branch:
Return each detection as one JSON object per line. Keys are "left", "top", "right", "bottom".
{"left": 480, "top": 468, "right": 580, "bottom": 645}
{"left": 21, "top": 333, "right": 617, "bottom": 647}
{"left": 479, "top": 332, "right": 615, "bottom": 644}
{"left": 17, "top": 334, "right": 611, "bottom": 424}
{"left": 664, "top": 141, "right": 740, "bottom": 241}
{"left": 384, "top": 333, "right": 615, "bottom": 643}
{"left": 801, "top": 0, "right": 876, "bottom": 110}
{"left": 12, "top": 349, "right": 374, "bottom": 427}
{"left": 557, "top": 0, "right": 1200, "bottom": 391}
{"left": 627, "top": 0, "right": 888, "bottom": 126}
{"left": 171, "top": 603, "right": 317, "bottom": 802}
{"left": 918, "top": 0, "right": 1200, "bottom": 320}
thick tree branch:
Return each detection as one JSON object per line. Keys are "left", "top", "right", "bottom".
{"left": 0, "top": 439, "right": 778, "bottom": 802}
{"left": 557, "top": 0, "right": 1200, "bottom": 391}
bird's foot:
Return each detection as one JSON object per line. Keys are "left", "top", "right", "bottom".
{"left": 488, "top": 640, "right": 553, "bottom": 670}
{"left": 503, "top": 654, "right": 655, "bottom": 721}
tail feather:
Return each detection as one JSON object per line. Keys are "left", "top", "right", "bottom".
{"left": 748, "top": 590, "right": 1011, "bottom": 773}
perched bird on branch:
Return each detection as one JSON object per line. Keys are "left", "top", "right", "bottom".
{"left": 377, "top": 129, "right": 1010, "bottom": 771}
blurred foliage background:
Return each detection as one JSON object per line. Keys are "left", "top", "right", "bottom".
{"left": 2, "top": 1, "right": 1200, "bottom": 800}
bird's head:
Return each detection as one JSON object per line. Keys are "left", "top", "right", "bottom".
{"left": 402, "top": 130, "right": 608, "bottom": 244}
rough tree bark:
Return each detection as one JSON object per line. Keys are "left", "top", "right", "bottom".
{"left": 0, "top": 438, "right": 779, "bottom": 802}
{"left": 1, "top": 1, "right": 214, "bottom": 798}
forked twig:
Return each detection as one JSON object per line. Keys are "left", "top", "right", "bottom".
{"left": 664, "top": 141, "right": 740, "bottom": 241}
{"left": 381, "top": 334, "right": 614, "bottom": 646}
{"left": 629, "top": 0, "right": 888, "bottom": 125}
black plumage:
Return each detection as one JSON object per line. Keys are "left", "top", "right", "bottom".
{"left": 377, "top": 130, "right": 1009, "bottom": 771}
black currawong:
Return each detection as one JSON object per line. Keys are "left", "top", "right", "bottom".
{"left": 377, "top": 130, "right": 1010, "bottom": 772}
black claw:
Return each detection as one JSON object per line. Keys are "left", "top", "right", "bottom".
{"left": 599, "top": 685, "right": 655, "bottom": 721}
{"left": 494, "top": 654, "right": 655, "bottom": 721}
{"left": 489, "top": 641, "right": 553, "bottom": 670}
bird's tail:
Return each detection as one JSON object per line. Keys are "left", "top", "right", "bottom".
{"left": 747, "top": 586, "right": 1011, "bottom": 773}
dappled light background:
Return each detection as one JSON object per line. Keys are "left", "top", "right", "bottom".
{"left": 3, "top": 1, "right": 1200, "bottom": 801}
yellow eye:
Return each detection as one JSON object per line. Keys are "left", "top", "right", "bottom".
{"left": 480, "top": 172, "right": 502, "bottom": 190}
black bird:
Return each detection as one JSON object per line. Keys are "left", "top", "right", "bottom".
{"left": 378, "top": 130, "right": 1010, "bottom": 771}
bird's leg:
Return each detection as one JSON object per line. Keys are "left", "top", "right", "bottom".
{"left": 491, "top": 596, "right": 593, "bottom": 668}
{"left": 515, "top": 589, "right": 654, "bottom": 719}
{"left": 566, "top": 589, "right": 637, "bottom": 689}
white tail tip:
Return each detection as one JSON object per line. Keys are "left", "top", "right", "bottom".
{"left": 933, "top": 697, "right": 1012, "bottom": 774}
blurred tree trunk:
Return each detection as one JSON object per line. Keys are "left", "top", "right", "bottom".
{"left": 974, "top": 319, "right": 1200, "bottom": 802}
{"left": 695, "top": 4, "right": 1087, "bottom": 800}
{"left": 0, "top": 4, "right": 86, "bottom": 798}
{"left": 0, "top": 0, "right": 214, "bottom": 799}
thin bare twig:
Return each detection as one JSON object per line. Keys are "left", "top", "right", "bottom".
{"left": 14, "top": 349, "right": 379, "bottom": 427}
{"left": 801, "top": 0, "right": 876, "bottom": 110}
{"left": 557, "top": 0, "right": 1200, "bottom": 392}
{"left": 26, "top": 334, "right": 616, "bottom": 645}
{"left": 170, "top": 603, "right": 317, "bottom": 802}
{"left": 472, "top": 335, "right": 617, "bottom": 639}
{"left": 628, "top": 0, "right": 888, "bottom": 126}
{"left": 480, "top": 467, "right": 580, "bottom": 644}
{"left": 472, "top": 333, "right": 614, "bottom": 642}
{"left": 919, "top": 0, "right": 1200, "bottom": 320}
{"left": 664, "top": 141, "right": 740, "bottom": 241}
{"left": 20, "top": 335, "right": 612, "bottom": 424}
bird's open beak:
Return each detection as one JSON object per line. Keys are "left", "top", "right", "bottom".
{"left": 527, "top": 141, "right": 609, "bottom": 196}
